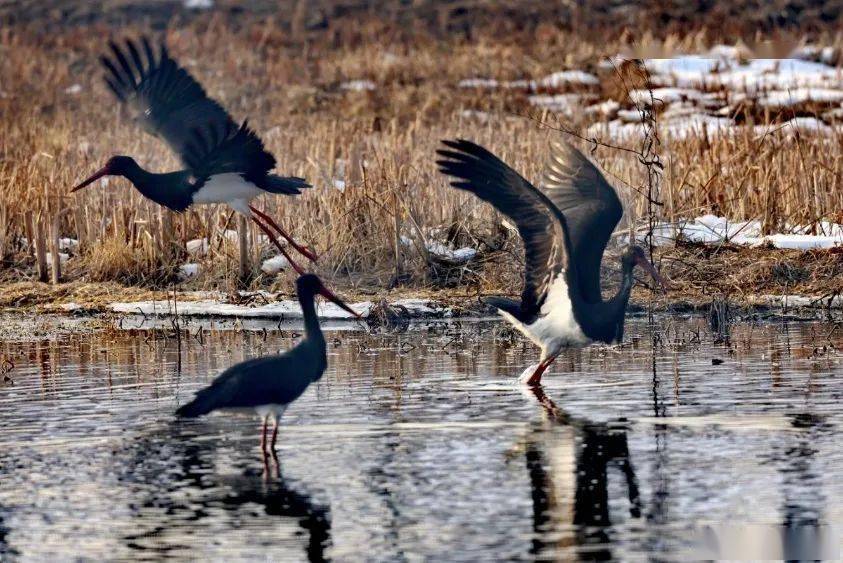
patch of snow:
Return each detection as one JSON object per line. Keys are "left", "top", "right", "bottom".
{"left": 758, "top": 88, "right": 843, "bottom": 107}
{"left": 261, "top": 254, "right": 290, "bottom": 275}
{"left": 629, "top": 87, "right": 704, "bottom": 105}
{"left": 45, "top": 252, "right": 69, "bottom": 268}
{"left": 617, "top": 109, "right": 644, "bottom": 123}
{"left": 780, "top": 117, "right": 834, "bottom": 135}
{"left": 528, "top": 94, "right": 581, "bottom": 114}
{"left": 632, "top": 214, "right": 843, "bottom": 249}
{"left": 112, "top": 299, "right": 371, "bottom": 320}
{"left": 64, "top": 84, "right": 82, "bottom": 95}
{"left": 61, "top": 302, "right": 82, "bottom": 312}
{"left": 585, "top": 99, "right": 620, "bottom": 116}
{"left": 58, "top": 238, "right": 78, "bottom": 252}
{"left": 400, "top": 236, "right": 478, "bottom": 263}
{"left": 186, "top": 238, "right": 209, "bottom": 256}
{"left": 458, "top": 78, "right": 500, "bottom": 89}
{"left": 340, "top": 79, "right": 376, "bottom": 92}
{"left": 540, "top": 70, "right": 600, "bottom": 88}
{"left": 184, "top": 0, "right": 213, "bottom": 8}
{"left": 460, "top": 110, "right": 493, "bottom": 122}
{"left": 332, "top": 179, "right": 346, "bottom": 192}
{"left": 179, "top": 263, "right": 200, "bottom": 279}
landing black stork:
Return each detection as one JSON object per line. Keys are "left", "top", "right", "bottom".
{"left": 72, "top": 37, "right": 315, "bottom": 274}
{"left": 436, "top": 139, "right": 666, "bottom": 386}
{"left": 176, "top": 274, "right": 361, "bottom": 451}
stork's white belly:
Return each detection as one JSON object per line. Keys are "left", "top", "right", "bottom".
{"left": 254, "top": 403, "right": 288, "bottom": 419}
{"left": 192, "top": 173, "right": 263, "bottom": 207}
{"left": 499, "top": 273, "right": 590, "bottom": 357}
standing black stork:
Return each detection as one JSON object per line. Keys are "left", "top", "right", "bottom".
{"left": 176, "top": 274, "right": 361, "bottom": 451}
{"left": 71, "top": 37, "right": 316, "bottom": 274}
{"left": 436, "top": 139, "right": 667, "bottom": 386}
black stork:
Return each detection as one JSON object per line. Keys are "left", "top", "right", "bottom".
{"left": 436, "top": 139, "right": 667, "bottom": 386}
{"left": 71, "top": 37, "right": 315, "bottom": 275}
{"left": 176, "top": 274, "right": 361, "bottom": 451}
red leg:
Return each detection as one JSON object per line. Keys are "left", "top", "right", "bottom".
{"left": 250, "top": 215, "right": 306, "bottom": 276}
{"left": 270, "top": 415, "right": 279, "bottom": 451}
{"left": 250, "top": 205, "right": 318, "bottom": 263}
{"left": 524, "top": 354, "right": 559, "bottom": 386}
{"left": 259, "top": 415, "right": 269, "bottom": 452}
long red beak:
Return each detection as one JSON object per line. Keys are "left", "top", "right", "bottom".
{"left": 71, "top": 165, "right": 111, "bottom": 192}
{"left": 635, "top": 255, "right": 670, "bottom": 291}
{"left": 318, "top": 286, "right": 363, "bottom": 319}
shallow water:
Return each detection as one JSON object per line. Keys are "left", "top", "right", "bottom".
{"left": 0, "top": 316, "right": 841, "bottom": 561}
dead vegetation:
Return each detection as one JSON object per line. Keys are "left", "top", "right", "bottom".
{"left": 0, "top": 8, "right": 841, "bottom": 306}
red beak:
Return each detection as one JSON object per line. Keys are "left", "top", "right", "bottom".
{"left": 318, "top": 285, "right": 362, "bottom": 319}
{"left": 635, "top": 254, "right": 670, "bottom": 292}
{"left": 71, "top": 164, "right": 111, "bottom": 192}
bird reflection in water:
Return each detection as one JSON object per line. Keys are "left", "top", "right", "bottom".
{"left": 517, "top": 386, "right": 640, "bottom": 561}
{"left": 122, "top": 423, "right": 331, "bottom": 561}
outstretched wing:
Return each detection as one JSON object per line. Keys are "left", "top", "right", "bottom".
{"left": 540, "top": 141, "right": 623, "bottom": 304}
{"left": 436, "top": 139, "right": 574, "bottom": 319}
{"left": 102, "top": 37, "right": 276, "bottom": 177}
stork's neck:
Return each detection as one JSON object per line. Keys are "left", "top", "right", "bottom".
{"left": 121, "top": 163, "right": 193, "bottom": 212}
{"left": 607, "top": 256, "right": 636, "bottom": 316}
{"left": 299, "top": 291, "right": 326, "bottom": 348}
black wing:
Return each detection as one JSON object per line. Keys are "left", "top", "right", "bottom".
{"left": 436, "top": 139, "right": 574, "bottom": 319}
{"left": 102, "top": 37, "right": 276, "bottom": 178}
{"left": 540, "top": 141, "right": 623, "bottom": 304}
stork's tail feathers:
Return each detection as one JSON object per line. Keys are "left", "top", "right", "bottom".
{"left": 261, "top": 175, "right": 312, "bottom": 195}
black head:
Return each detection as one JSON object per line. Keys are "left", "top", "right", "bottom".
{"left": 623, "top": 245, "right": 668, "bottom": 290}
{"left": 296, "top": 274, "right": 361, "bottom": 319}
{"left": 71, "top": 155, "right": 138, "bottom": 192}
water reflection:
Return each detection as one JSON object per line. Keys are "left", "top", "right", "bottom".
{"left": 520, "top": 386, "right": 640, "bottom": 560}
{"left": 0, "top": 317, "right": 840, "bottom": 559}
{"left": 119, "top": 422, "right": 330, "bottom": 560}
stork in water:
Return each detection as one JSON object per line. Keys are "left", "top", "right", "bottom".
{"left": 176, "top": 274, "right": 361, "bottom": 452}
{"left": 437, "top": 139, "right": 666, "bottom": 386}
{"left": 72, "top": 37, "right": 315, "bottom": 274}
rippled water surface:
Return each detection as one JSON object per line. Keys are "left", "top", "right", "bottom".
{"left": 1, "top": 316, "right": 841, "bottom": 560}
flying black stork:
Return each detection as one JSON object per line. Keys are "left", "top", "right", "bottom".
{"left": 71, "top": 37, "right": 315, "bottom": 274}
{"left": 436, "top": 139, "right": 667, "bottom": 386}
{"left": 176, "top": 274, "right": 361, "bottom": 451}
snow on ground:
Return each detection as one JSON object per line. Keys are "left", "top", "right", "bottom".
{"left": 633, "top": 214, "right": 843, "bottom": 249}
{"left": 539, "top": 70, "right": 600, "bottom": 88}
{"left": 109, "top": 296, "right": 456, "bottom": 320}
{"left": 757, "top": 87, "right": 843, "bottom": 107}
{"left": 400, "top": 236, "right": 478, "bottom": 263}
{"left": 528, "top": 94, "right": 582, "bottom": 114}
{"left": 179, "top": 263, "right": 200, "bottom": 279}
{"left": 186, "top": 238, "right": 209, "bottom": 256}
{"left": 261, "top": 254, "right": 290, "bottom": 274}
{"left": 340, "top": 79, "right": 376, "bottom": 92}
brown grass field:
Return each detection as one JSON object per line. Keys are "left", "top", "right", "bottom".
{"left": 0, "top": 2, "right": 841, "bottom": 309}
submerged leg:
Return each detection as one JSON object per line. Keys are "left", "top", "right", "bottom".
{"left": 259, "top": 414, "right": 270, "bottom": 452}
{"left": 270, "top": 413, "right": 280, "bottom": 451}
{"left": 523, "top": 353, "right": 559, "bottom": 387}
{"left": 249, "top": 205, "right": 318, "bottom": 263}
{"left": 249, "top": 215, "right": 306, "bottom": 275}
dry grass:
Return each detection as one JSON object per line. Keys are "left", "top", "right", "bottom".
{"left": 0, "top": 12, "right": 841, "bottom": 301}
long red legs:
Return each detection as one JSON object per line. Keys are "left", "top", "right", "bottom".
{"left": 249, "top": 205, "right": 318, "bottom": 263}
{"left": 525, "top": 354, "right": 559, "bottom": 387}
{"left": 250, "top": 215, "right": 306, "bottom": 276}
{"left": 270, "top": 415, "right": 280, "bottom": 451}
{"left": 260, "top": 415, "right": 270, "bottom": 452}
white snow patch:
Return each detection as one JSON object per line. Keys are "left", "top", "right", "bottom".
{"left": 540, "top": 70, "right": 600, "bottom": 88}
{"left": 186, "top": 238, "right": 209, "bottom": 256}
{"left": 261, "top": 254, "right": 290, "bottom": 275}
{"left": 45, "top": 252, "right": 69, "bottom": 268}
{"left": 758, "top": 88, "right": 843, "bottom": 107}
{"left": 340, "top": 79, "right": 376, "bottom": 92}
{"left": 64, "top": 84, "right": 82, "bottom": 95}
{"left": 58, "top": 238, "right": 79, "bottom": 252}
{"left": 631, "top": 214, "right": 843, "bottom": 249}
{"left": 184, "top": 0, "right": 213, "bottom": 8}
{"left": 179, "top": 263, "right": 200, "bottom": 279}
{"left": 528, "top": 94, "right": 581, "bottom": 114}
